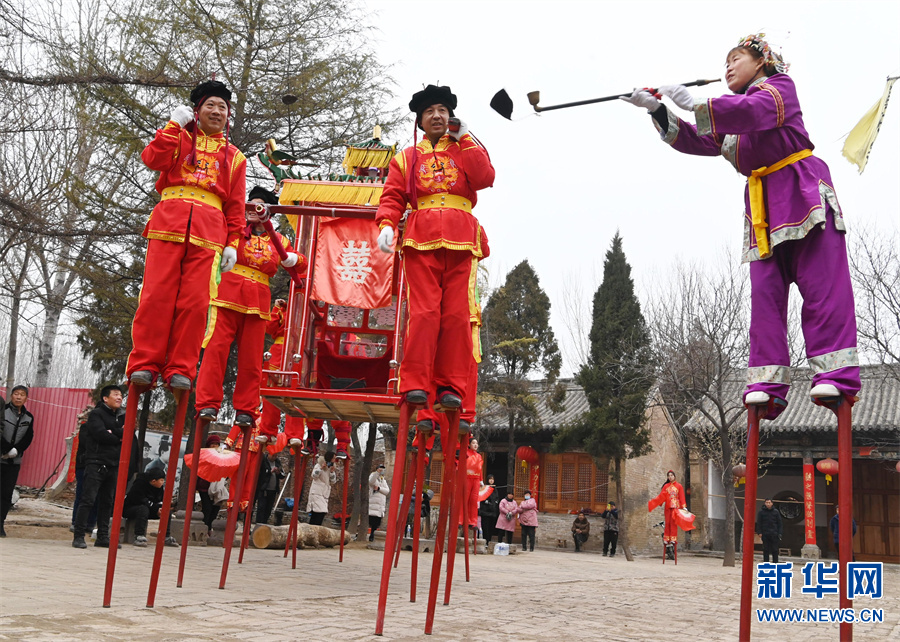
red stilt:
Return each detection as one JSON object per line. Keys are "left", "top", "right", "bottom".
{"left": 410, "top": 430, "right": 427, "bottom": 602}
{"left": 673, "top": 541, "right": 678, "bottom": 565}
{"left": 834, "top": 397, "right": 854, "bottom": 642}
{"left": 392, "top": 448, "right": 418, "bottom": 569}
{"left": 289, "top": 453, "right": 308, "bottom": 569}
{"left": 374, "top": 402, "right": 412, "bottom": 635}
{"left": 147, "top": 388, "right": 189, "bottom": 607}
{"left": 424, "top": 413, "right": 460, "bottom": 635}
{"left": 219, "top": 427, "right": 252, "bottom": 589}
{"left": 339, "top": 456, "right": 350, "bottom": 562}
{"left": 103, "top": 381, "right": 149, "bottom": 607}
{"left": 238, "top": 449, "right": 262, "bottom": 564}
{"left": 443, "top": 417, "right": 467, "bottom": 605}
{"left": 739, "top": 404, "right": 762, "bottom": 642}
{"left": 177, "top": 415, "right": 210, "bottom": 587}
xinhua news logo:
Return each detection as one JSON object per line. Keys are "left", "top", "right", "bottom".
{"left": 755, "top": 562, "right": 885, "bottom": 624}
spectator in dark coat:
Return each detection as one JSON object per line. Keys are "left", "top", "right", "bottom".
{"left": 478, "top": 475, "right": 500, "bottom": 543}
{"left": 1, "top": 385, "right": 34, "bottom": 537}
{"left": 123, "top": 467, "right": 178, "bottom": 547}
{"left": 755, "top": 498, "right": 784, "bottom": 562}
{"left": 70, "top": 405, "right": 98, "bottom": 535}
{"left": 829, "top": 504, "right": 857, "bottom": 560}
{"left": 571, "top": 512, "right": 590, "bottom": 552}
{"left": 255, "top": 452, "right": 285, "bottom": 525}
{"left": 72, "top": 385, "right": 126, "bottom": 549}
{"left": 600, "top": 502, "right": 619, "bottom": 557}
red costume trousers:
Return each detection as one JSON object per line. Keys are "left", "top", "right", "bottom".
{"left": 664, "top": 506, "right": 678, "bottom": 543}
{"left": 459, "top": 475, "right": 479, "bottom": 528}
{"left": 333, "top": 420, "right": 351, "bottom": 454}
{"left": 400, "top": 248, "right": 475, "bottom": 397}
{"left": 196, "top": 307, "right": 266, "bottom": 420}
{"left": 127, "top": 239, "right": 218, "bottom": 382}
{"left": 418, "top": 349, "right": 479, "bottom": 428}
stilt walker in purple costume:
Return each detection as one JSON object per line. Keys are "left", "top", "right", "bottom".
{"left": 622, "top": 33, "right": 860, "bottom": 415}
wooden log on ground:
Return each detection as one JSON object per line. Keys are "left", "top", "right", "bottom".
{"left": 251, "top": 524, "right": 350, "bottom": 550}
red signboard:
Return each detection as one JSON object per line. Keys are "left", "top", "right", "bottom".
{"left": 803, "top": 462, "right": 816, "bottom": 545}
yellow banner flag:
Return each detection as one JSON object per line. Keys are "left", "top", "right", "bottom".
{"left": 842, "top": 76, "right": 898, "bottom": 174}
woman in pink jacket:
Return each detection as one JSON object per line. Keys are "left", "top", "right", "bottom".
{"left": 496, "top": 492, "right": 517, "bottom": 545}
{"left": 517, "top": 490, "right": 538, "bottom": 552}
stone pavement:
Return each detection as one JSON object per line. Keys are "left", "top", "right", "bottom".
{"left": 1, "top": 528, "right": 898, "bottom": 640}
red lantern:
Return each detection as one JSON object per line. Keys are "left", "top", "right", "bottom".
{"left": 732, "top": 463, "right": 747, "bottom": 487}
{"left": 816, "top": 458, "right": 839, "bottom": 485}
{"left": 516, "top": 446, "right": 539, "bottom": 465}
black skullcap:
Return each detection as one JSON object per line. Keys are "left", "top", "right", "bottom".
{"left": 248, "top": 185, "right": 279, "bottom": 205}
{"left": 146, "top": 467, "right": 166, "bottom": 481}
{"left": 409, "top": 84, "right": 457, "bottom": 119}
{"left": 190, "top": 80, "right": 232, "bottom": 107}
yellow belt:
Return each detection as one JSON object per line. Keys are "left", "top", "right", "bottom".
{"left": 272, "top": 337, "right": 284, "bottom": 345}
{"left": 160, "top": 186, "right": 223, "bottom": 211}
{"left": 748, "top": 149, "right": 813, "bottom": 259}
{"left": 230, "top": 264, "right": 270, "bottom": 286}
{"left": 416, "top": 193, "right": 472, "bottom": 213}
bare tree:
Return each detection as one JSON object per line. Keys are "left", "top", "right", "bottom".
{"left": 647, "top": 254, "right": 750, "bottom": 567}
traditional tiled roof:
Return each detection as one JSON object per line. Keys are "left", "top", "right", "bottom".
{"left": 685, "top": 364, "right": 900, "bottom": 434}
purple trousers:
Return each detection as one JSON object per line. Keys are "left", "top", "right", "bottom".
{"left": 745, "top": 211, "right": 860, "bottom": 405}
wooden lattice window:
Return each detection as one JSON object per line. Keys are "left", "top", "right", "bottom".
{"left": 577, "top": 463, "right": 592, "bottom": 503}
{"left": 539, "top": 453, "right": 609, "bottom": 513}
{"left": 428, "top": 455, "right": 444, "bottom": 503}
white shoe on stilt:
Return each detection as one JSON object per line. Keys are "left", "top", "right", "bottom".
{"left": 289, "top": 438, "right": 303, "bottom": 447}
{"left": 810, "top": 384, "right": 840, "bottom": 399}
{"left": 745, "top": 391, "right": 770, "bottom": 405}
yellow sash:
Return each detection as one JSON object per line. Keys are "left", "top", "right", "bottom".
{"left": 748, "top": 149, "right": 813, "bottom": 259}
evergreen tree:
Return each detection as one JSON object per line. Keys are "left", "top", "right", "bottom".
{"left": 480, "top": 260, "right": 564, "bottom": 490}
{"left": 552, "top": 233, "right": 654, "bottom": 561}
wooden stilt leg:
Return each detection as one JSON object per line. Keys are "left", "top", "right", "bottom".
{"left": 835, "top": 397, "right": 854, "bottom": 642}
{"left": 177, "top": 416, "right": 210, "bottom": 587}
{"left": 410, "top": 431, "right": 427, "bottom": 602}
{"left": 219, "top": 427, "right": 251, "bottom": 589}
{"left": 392, "top": 448, "right": 418, "bottom": 569}
{"left": 443, "top": 414, "right": 466, "bottom": 606}
{"left": 147, "top": 388, "right": 189, "bottom": 607}
{"left": 374, "top": 402, "right": 411, "bottom": 635}
{"left": 739, "top": 404, "right": 762, "bottom": 642}
{"left": 290, "top": 454, "right": 308, "bottom": 569}
{"left": 238, "top": 450, "right": 262, "bottom": 564}
{"left": 339, "top": 457, "right": 350, "bottom": 562}
{"left": 103, "top": 381, "right": 148, "bottom": 607}
{"left": 424, "top": 414, "right": 459, "bottom": 635}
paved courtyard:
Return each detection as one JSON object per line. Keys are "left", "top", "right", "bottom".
{"left": 1, "top": 499, "right": 897, "bottom": 641}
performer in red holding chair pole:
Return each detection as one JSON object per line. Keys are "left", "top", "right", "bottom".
{"left": 195, "top": 185, "right": 304, "bottom": 434}
{"left": 259, "top": 299, "right": 306, "bottom": 446}
{"left": 127, "top": 79, "right": 247, "bottom": 391}
{"left": 376, "top": 84, "right": 494, "bottom": 411}
{"left": 648, "top": 470, "right": 693, "bottom": 561}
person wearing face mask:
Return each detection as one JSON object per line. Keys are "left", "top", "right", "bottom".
{"left": 621, "top": 33, "right": 859, "bottom": 419}
{"left": 127, "top": 79, "right": 247, "bottom": 392}
{"left": 375, "top": 84, "right": 495, "bottom": 413}
{"left": 368, "top": 464, "right": 390, "bottom": 541}
{"left": 496, "top": 491, "right": 517, "bottom": 545}
{"left": 517, "top": 490, "right": 538, "bottom": 552}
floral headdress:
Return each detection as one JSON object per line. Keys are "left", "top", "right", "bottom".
{"left": 736, "top": 33, "right": 790, "bottom": 74}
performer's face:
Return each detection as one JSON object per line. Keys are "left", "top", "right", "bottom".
{"left": 197, "top": 96, "right": 228, "bottom": 134}
{"left": 469, "top": 439, "right": 478, "bottom": 451}
{"left": 667, "top": 472, "right": 676, "bottom": 482}
{"left": 420, "top": 103, "right": 449, "bottom": 139}
{"left": 247, "top": 199, "right": 266, "bottom": 228}
{"left": 725, "top": 48, "right": 765, "bottom": 93}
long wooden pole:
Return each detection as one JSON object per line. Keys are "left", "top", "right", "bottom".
{"left": 739, "top": 405, "right": 761, "bottom": 642}
{"left": 219, "top": 427, "right": 251, "bottom": 589}
{"left": 177, "top": 415, "right": 209, "bottom": 587}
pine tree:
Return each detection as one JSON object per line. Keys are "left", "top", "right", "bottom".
{"left": 480, "top": 260, "right": 565, "bottom": 491}
{"left": 553, "top": 233, "right": 654, "bottom": 561}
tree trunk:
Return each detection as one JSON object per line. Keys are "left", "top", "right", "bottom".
{"left": 352, "top": 422, "right": 377, "bottom": 541}
{"left": 252, "top": 523, "right": 349, "bottom": 549}
{"left": 5, "top": 245, "right": 30, "bottom": 388}
{"left": 720, "top": 425, "right": 736, "bottom": 567}
{"left": 506, "top": 410, "right": 516, "bottom": 495}
{"left": 614, "top": 457, "right": 634, "bottom": 562}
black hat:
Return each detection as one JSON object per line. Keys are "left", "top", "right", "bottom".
{"left": 248, "top": 185, "right": 279, "bottom": 205}
{"left": 190, "top": 80, "right": 232, "bottom": 107}
{"left": 409, "top": 85, "right": 456, "bottom": 123}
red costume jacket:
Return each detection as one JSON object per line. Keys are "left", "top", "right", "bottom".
{"left": 212, "top": 229, "right": 300, "bottom": 319}
{"left": 375, "top": 133, "right": 494, "bottom": 256}
{"left": 141, "top": 121, "right": 246, "bottom": 253}
{"left": 649, "top": 481, "right": 687, "bottom": 511}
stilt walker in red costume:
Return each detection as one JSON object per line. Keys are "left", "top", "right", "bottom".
{"left": 458, "top": 437, "right": 483, "bottom": 533}
{"left": 195, "top": 185, "right": 304, "bottom": 434}
{"left": 127, "top": 80, "right": 247, "bottom": 390}
{"left": 648, "top": 470, "right": 694, "bottom": 561}
{"left": 223, "top": 422, "right": 262, "bottom": 512}
{"left": 376, "top": 84, "right": 494, "bottom": 410}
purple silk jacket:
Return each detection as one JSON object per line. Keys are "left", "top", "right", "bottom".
{"left": 653, "top": 74, "right": 844, "bottom": 262}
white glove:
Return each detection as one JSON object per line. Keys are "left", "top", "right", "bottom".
{"left": 6, "top": 447, "right": 17, "bottom": 459}
{"left": 169, "top": 105, "right": 194, "bottom": 127}
{"left": 377, "top": 226, "right": 395, "bottom": 253}
{"left": 280, "top": 252, "right": 299, "bottom": 268}
{"left": 619, "top": 89, "right": 661, "bottom": 112}
{"left": 220, "top": 247, "right": 238, "bottom": 273}
{"left": 448, "top": 118, "right": 469, "bottom": 141}
{"left": 658, "top": 85, "right": 694, "bottom": 111}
